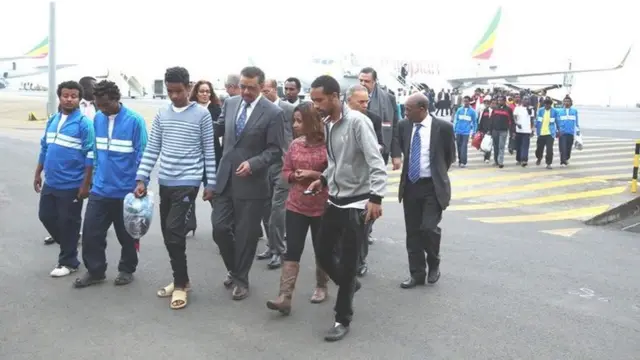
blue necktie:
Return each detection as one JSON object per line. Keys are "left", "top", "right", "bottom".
{"left": 408, "top": 124, "right": 422, "bottom": 183}
{"left": 236, "top": 103, "right": 249, "bottom": 137}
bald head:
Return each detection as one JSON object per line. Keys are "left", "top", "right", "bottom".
{"left": 406, "top": 93, "right": 429, "bottom": 109}
{"left": 404, "top": 93, "right": 429, "bottom": 122}
{"left": 262, "top": 78, "right": 279, "bottom": 102}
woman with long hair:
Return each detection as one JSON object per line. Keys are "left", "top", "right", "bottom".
{"left": 183, "top": 80, "right": 222, "bottom": 236}
{"left": 266, "top": 103, "right": 330, "bottom": 315}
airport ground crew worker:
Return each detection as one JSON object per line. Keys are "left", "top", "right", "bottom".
{"left": 34, "top": 80, "right": 95, "bottom": 277}
{"left": 453, "top": 96, "right": 478, "bottom": 167}
{"left": 73, "top": 81, "right": 148, "bottom": 288}
{"left": 557, "top": 95, "right": 579, "bottom": 166}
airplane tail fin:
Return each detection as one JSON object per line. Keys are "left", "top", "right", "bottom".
{"left": 24, "top": 37, "right": 49, "bottom": 59}
{"left": 470, "top": 7, "right": 502, "bottom": 60}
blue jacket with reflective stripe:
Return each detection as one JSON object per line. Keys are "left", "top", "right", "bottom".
{"left": 535, "top": 107, "right": 560, "bottom": 138}
{"left": 92, "top": 104, "right": 148, "bottom": 198}
{"left": 38, "top": 109, "right": 95, "bottom": 190}
{"left": 557, "top": 107, "right": 579, "bottom": 135}
{"left": 453, "top": 106, "right": 478, "bottom": 134}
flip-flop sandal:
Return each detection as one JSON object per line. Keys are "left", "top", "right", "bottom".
{"left": 157, "top": 282, "right": 191, "bottom": 298}
{"left": 170, "top": 289, "right": 188, "bottom": 310}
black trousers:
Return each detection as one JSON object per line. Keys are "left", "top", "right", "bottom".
{"left": 535, "top": 135, "right": 554, "bottom": 165}
{"left": 211, "top": 188, "right": 265, "bottom": 289}
{"left": 38, "top": 185, "right": 83, "bottom": 268}
{"left": 402, "top": 178, "right": 442, "bottom": 280}
{"left": 313, "top": 203, "right": 366, "bottom": 326}
{"left": 284, "top": 210, "right": 322, "bottom": 262}
{"left": 82, "top": 194, "right": 138, "bottom": 276}
{"left": 559, "top": 134, "right": 574, "bottom": 164}
{"left": 359, "top": 219, "right": 373, "bottom": 267}
{"left": 159, "top": 185, "right": 198, "bottom": 288}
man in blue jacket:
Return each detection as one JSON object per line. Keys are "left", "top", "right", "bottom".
{"left": 73, "top": 81, "right": 148, "bottom": 288}
{"left": 535, "top": 97, "right": 560, "bottom": 169}
{"left": 34, "top": 81, "right": 95, "bottom": 277}
{"left": 452, "top": 96, "right": 478, "bottom": 167}
{"left": 557, "top": 95, "right": 579, "bottom": 166}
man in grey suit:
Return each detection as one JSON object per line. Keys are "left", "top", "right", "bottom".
{"left": 391, "top": 93, "right": 455, "bottom": 289}
{"left": 212, "top": 67, "right": 286, "bottom": 300}
{"left": 255, "top": 78, "right": 295, "bottom": 269}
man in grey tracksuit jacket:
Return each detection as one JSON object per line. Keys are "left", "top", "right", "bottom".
{"left": 313, "top": 105, "right": 387, "bottom": 338}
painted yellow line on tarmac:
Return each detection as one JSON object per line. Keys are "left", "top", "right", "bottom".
{"left": 448, "top": 186, "right": 627, "bottom": 211}
{"left": 386, "top": 173, "right": 629, "bottom": 196}
{"left": 387, "top": 164, "right": 631, "bottom": 185}
{"left": 470, "top": 205, "right": 610, "bottom": 224}
{"left": 451, "top": 173, "right": 628, "bottom": 200}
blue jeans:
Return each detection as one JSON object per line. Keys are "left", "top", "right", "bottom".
{"left": 455, "top": 134, "right": 469, "bottom": 165}
{"left": 515, "top": 133, "right": 531, "bottom": 163}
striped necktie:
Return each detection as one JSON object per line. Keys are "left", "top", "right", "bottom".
{"left": 408, "top": 124, "right": 422, "bottom": 183}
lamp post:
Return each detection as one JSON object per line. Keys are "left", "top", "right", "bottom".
{"left": 46, "top": 1, "right": 57, "bottom": 116}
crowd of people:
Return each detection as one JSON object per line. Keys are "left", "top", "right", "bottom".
{"left": 34, "top": 65, "right": 458, "bottom": 343}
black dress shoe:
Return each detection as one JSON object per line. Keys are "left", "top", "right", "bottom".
{"left": 267, "top": 254, "right": 282, "bottom": 269}
{"left": 427, "top": 268, "right": 441, "bottom": 284}
{"left": 44, "top": 236, "right": 58, "bottom": 245}
{"left": 256, "top": 249, "right": 271, "bottom": 260}
{"left": 400, "top": 277, "right": 425, "bottom": 289}
{"left": 324, "top": 323, "right": 350, "bottom": 342}
{"left": 223, "top": 272, "right": 233, "bottom": 288}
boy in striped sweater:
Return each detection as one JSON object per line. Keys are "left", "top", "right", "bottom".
{"left": 134, "top": 67, "right": 216, "bottom": 310}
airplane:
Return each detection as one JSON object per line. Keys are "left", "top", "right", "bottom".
{"left": 277, "top": 6, "right": 631, "bottom": 95}
{"left": 0, "top": 37, "right": 77, "bottom": 89}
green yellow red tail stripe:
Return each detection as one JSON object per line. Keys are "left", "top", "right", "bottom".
{"left": 471, "top": 7, "right": 502, "bottom": 60}
{"left": 24, "top": 37, "right": 49, "bottom": 58}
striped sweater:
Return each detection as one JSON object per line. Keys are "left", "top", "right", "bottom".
{"left": 135, "top": 103, "right": 216, "bottom": 189}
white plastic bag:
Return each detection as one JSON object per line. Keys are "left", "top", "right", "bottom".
{"left": 480, "top": 134, "right": 493, "bottom": 153}
{"left": 123, "top": 191, "right": 154, "bottom": 239}
{"left": 574, "top": 134, "right": 583, "bottom": 151}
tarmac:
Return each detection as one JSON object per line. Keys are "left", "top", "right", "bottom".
{"left": 1, "top": 92, "right": 640, "bottom": 359}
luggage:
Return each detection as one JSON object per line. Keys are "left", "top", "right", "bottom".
{"left": 471, "top": 132, "right": 484, "bottom": 150}
{"left": 480, "top": 134, "right": 493, "bottom": 153}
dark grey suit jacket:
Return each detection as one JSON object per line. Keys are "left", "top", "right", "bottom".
{"left": 392, "top": 115, "right": 456, "bottom": 209}
{"left": 275, "top": 99, "right": 295, "bottom": 152}
{"left": 215, "top": 95, "right": 285, "bottom": 199}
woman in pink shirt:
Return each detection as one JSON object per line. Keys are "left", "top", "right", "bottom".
{"left": 266, "top": 103, "right": 329, "bottom": 315}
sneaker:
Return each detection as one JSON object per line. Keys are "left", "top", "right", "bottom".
{"left": 50, "top": 265, "right": 78, "bottom": 278}
{"left": 460, "top": 164, "right": 467, "bottom": 168}
{"left": 484, "top": 159, "right": 490, "bottom": 164}
{"left": 516, "top": 161, "right": 521, "bottom": 165}
{"left": 546, "top": 165, "right": 552, "bottom": 170}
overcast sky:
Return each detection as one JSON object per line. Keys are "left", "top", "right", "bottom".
{"left": 1, "top": 0, "right": 639, "bottom": 105}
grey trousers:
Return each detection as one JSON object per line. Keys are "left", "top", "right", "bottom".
{"left": 262, "top": 163, "right": 287, "bottom": 255}
{"left": 491, "top": 130, "right": 508, "bottom": 165}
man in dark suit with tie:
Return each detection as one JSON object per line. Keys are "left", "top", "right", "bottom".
{"left": 212, "top": 66, "right": 286, "bottom": 300}
{"left": 391, "top": 92, "right": 455, "bottom": 289}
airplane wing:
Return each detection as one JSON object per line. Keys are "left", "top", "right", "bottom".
{"left": 447, "top": 46, "right": 632, "bottom": 88}
{"left": 3, "top": 64, "right": 77, "bottom": 79}
{"left": 0, "top": 56, "right": 32, "bottom": 62}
